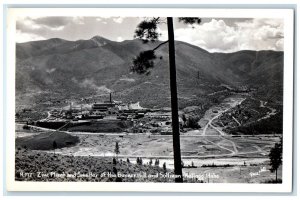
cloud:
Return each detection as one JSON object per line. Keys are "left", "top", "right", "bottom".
{"left": 160, "top": 18, "right": 284, "bottom": 52}
{"left": 31, "top": 17, "right": 72, "bottom": 28}
{"left": 275, "top": 38, "right": 284, "bottom": 50}
{"left": 16, "top": 16, "right": 89, "bottom": 34}
{"left": 113, "top": 17, "right": 124, "bottom": 24}
{"left": 16, "top": 16, "right": 76, "bottom": 31}
{"left": 95, "top": 17, "right": 109, "bottom": 25}
{"left": 16, "top": 16, "right": 88, "bottom": 42}
{"left": 16, "top": 16, "right": 73, "bottom": 35}
{"left": 15, "top": 16, "right": 283, "bottom": 52}
{"left": 116, "top": 36, "right": 124, "bottom": 42}
{"left": 16, "top": 17, "right": 42, "bottom": 31}
{"left": 72, "top": 16, "right": 85, "bottom": 25}
{"left": 235, "top": 18, "right": 284, "bottom": 51}
{"left": 16, "top": 30, "right": 45, "bottom": 43}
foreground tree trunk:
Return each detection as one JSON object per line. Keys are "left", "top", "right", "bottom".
{"left": 167, "top": 17, "right": 183, "bottom": 183}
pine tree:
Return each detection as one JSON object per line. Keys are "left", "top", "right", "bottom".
{"left": 53, "top": 140, "right": 57, "bottom": 155}
{"left": 114, "top": 142, "right": 120, "bottom": 159}
{"left": 163, "top": 162, "right": 167, "bottom": 172}
{"left": 113, "top": 166, "right": 118, "bottom": 174}
{"left": 131, "top": 17, "right": 201, "bottom": 183}
{"left": 155, "top": 159, "right": 160, "bottom": 166}
{"left": 268, "top": 138, "right": 282, "bottom": 182}
{"left": 139, "top": 157, "right": 143, "bottom": 165}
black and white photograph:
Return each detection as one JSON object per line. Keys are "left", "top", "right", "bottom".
{"left": 5, "top": 8, "right": 294, "bottom": 192}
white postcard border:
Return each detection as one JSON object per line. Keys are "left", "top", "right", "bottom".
{"left": 5, "top": 7, "right": 294, "bottom": 192}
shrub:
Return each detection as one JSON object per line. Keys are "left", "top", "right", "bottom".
{"left": 163, "top": 162, "right": 167, "bottom": 172}
{"left": 185, "top": 117, "right": 200, "bottom": 129}
{"left": 23, "top": 125, "right": 30, "bottom": 130}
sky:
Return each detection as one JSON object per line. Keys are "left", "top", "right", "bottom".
{"left": 16, "top": 16, "right": 284, "bottom": 53}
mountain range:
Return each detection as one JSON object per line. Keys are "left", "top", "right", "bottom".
{"left": 16, "top": 36, "right": 283, "bottom": 110}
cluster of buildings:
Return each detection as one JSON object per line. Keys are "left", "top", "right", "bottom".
{"left": 89, "top": 94, "right": 150, "bottom": 120}
{"left": 40, "top": 93, "right": 183, "bottom": 135}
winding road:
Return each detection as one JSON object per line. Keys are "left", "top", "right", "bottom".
{"left": 202, "top": 98, "right": 245, "bottom": 136}
{"left": 199, "top": 97, "right": 277, "bottom": 157}
{"left": 200, "top": 98, "right": 245, "bottom": 155}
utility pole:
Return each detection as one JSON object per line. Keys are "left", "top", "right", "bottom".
{"left": 167, "top": 17, "right": 183, "bottom": 183}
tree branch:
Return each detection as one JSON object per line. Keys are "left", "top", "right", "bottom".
{"left": 153, "top": 40, "right": 169, "bottom": 51}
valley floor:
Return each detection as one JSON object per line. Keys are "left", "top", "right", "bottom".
{"left": 15, "top": 95, "right": 282, "bottom": 183}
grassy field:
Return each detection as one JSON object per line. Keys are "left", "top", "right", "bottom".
{"left": 16, "top": 131, "right": 80, "bottom": 150}
{"left": 15, "top": 149, "right": 175, "bottom": 182}
{"left": 15, "top": 133, "right": 282, "bottom": 183}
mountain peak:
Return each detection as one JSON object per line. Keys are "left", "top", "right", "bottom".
{"left": 91, "top": 35, "right": 108, "bottom": 41}
{"left": 89, "top": 35, "right": 110, "bottom": 47}
{"left": 49, "top": 37, "right": 65, "bottom": 42}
